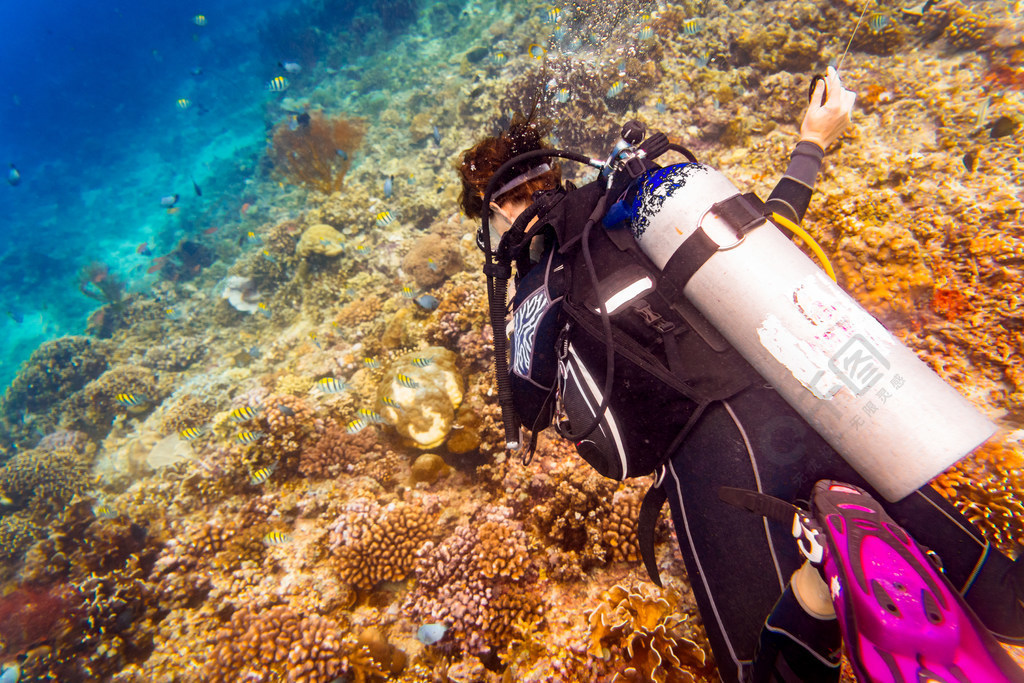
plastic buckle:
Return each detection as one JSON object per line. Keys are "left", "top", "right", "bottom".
{"left": 633, "top": 300, "right": 675, "bottom": 333}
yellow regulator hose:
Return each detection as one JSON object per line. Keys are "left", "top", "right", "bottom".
{"left": 770, "top": 212, "right": 837, "bottom": 282}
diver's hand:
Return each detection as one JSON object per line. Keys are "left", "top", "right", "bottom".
{"left": 800, "top": 66, "right": 856, "bottom": 151}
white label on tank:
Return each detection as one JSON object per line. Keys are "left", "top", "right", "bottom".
{"left": 758, "top": 273, "right": 897, "bottom": 399}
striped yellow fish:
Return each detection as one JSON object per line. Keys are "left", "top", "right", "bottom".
{"left": 237, "top": 430, "right": 265, "bottom": 445}
{"left": 114, "top": 393, "right": 149, "bottom": 408}
{"left": 229, "top": 405, "right": 260, "bottom": 422}
{"left": 263, "top": 531, "right": 292, "bottom": 546}
{"left": 179, "top": 427, "right": 204, "bottom": 441}
{"left": 266, "top": 76, "right": 289, "bottom": 92}
{"left": 250, "top": 466, "right": 274, "bottom": 485}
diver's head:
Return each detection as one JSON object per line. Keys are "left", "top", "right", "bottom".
{"left": 457, "top": 112, "right": 562, "bottom": 227}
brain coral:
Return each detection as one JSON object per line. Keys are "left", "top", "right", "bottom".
{"left": 377, "top": 346, "right": 463, "bottom": 449}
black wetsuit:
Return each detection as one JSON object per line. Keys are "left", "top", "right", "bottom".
{"left": 657, "top": 142, "right": 1024, "bottom": 682}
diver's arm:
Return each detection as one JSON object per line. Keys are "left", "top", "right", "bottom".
{"left": 765, "top": 142, "right": 823, "bottom": 223}
{"left": 766, "top": 66, "right": 856, "bottom": 223}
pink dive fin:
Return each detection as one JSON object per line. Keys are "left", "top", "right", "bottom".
{"left": 811, "top": 480, "right": 1024, "bottom": 683}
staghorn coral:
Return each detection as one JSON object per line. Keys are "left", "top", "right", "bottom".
{"left": 587, "top": 584, "right": 709, "bottom": 683}
{"left": 269, "top": 111, "right": 366, "bottom": 194}
{"left": 329, "top": 499, "right": 438, "bottom": 590}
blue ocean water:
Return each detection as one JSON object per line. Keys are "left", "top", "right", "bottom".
{"left": 0, "top": 0, "right": 360, "bottom": 389}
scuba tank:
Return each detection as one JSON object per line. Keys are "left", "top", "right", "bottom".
{"left": 627, "top": 163, "right": 995, "bottom": 501}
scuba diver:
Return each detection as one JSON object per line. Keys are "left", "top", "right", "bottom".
{"left": 457, "top": 66, "right": 1024, "bottom": 682}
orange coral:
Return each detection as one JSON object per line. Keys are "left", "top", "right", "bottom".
{"left": 270, "top": 112, "right": 365, "bottom": 194}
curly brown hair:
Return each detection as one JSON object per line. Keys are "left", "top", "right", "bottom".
{"left": 457, "top": 113, "right": 562, "bottom": 219}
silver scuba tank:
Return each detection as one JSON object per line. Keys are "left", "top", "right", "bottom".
{"left": 629, "top": 163, "right": 995, "bottom": 501}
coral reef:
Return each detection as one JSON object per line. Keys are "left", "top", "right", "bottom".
{"left": 405, "top": 510, "right": 542, "bottom": 660}
{"left": 401, "top": 232, "right": 465, "bottom": 289}
{"left": 587, "top": 583, "right": 709, "bottom": 683}
{"left": 269, "top": 111, "right": 366, "bottom": 194}
{"left": 934, "top": 442, "right": 1024, "bottom": 556}
{"left": 329, "top": 498, "right": 438, "bottom": 590}
{"left": 0, "top": 447, "right": 92, "bottom": 520}
{"left": 377, "top": 346, "right": 464, "bottom": 449}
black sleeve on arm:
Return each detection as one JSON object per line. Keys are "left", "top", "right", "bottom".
{"left": 765, "top": 141, "right": 825, "bottom": 223}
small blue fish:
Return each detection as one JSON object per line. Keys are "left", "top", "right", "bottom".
{"left": 114, "top": 393, "right": 149, "bottom": 408}
{"left": 7, "top": 165, "right": 20, "bottom": 187}
{"left": 417, "top": 623, "right": 447, "bottom": 645}
{"left": 276, "top": 403, "right": 296, "bottom": 417}
{"left": 376, "top": 210, "right": 394, "bottom": 227}
{"left": 606, "top": 81, "right": 625, "bottom": 98}
{"left": 432, "top": 125, "right": 441, "bottom": 145}
{"left": 248, "top": 346, "right": 262, "bottom": 359}
{"left": 230, "top": 405, "right": 261, "bottom": 422}
{"left": 681, "top": 18, "right": 700, "bottom": 35}
{"left": 555, "top": 87, "right": 571, "bottom": 103}
{"left": 397, "top": 373, "right": 420, "bottom": 389}
{"left": 346, "top": 417, "right": 368, "bottom": 434}
{"left": 414, "top": 294, "right": 439, "bottom": 311}
{"left": 383, "top": 175, "right": 393, "bottom": 199}
{"left": 250, "top": 465, "right": 275, "bottom": 484}
{"left": 263, "top": 531, "right": 292, "bottom": 546}
{"left": 411, "top": 357, "right": 434, "bottom": 368}
{"left": 318, "top": 377, "right": 349, "bottom": 394}
{"left": 336, "top": 149, "right": 349, "bottom": 161}
{"left": 266, "top": 76, "right": 289, "bottom": 92}
{"left": 363, "top": 357, "right": 381, "bottom": 369}
{"left": 237, "top": 430, "right": 265, "bottom": 445}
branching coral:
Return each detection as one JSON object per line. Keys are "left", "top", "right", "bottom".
{"left": 0, "top": 447, "right": 91, "bottom": 521}
{"left": 587, "top": 584, "right": 708, "bottom": 683}
{"left": 78, "top": 261, "right": 127, "bottom": 305}
{"left": 269, "top": 111, "right": 366, "bottom": 194}
{"left": 205, "top": 604, "right": 386, "bottom": 683}
{"left": 404, "top": 513, "right": 542, "bottom": 660}
{"left": 329, "top": 499, "right": 438, "bottom": 590}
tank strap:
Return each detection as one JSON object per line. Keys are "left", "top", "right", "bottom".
{"left": 660, "top": 192, "right": 767, "bottom": 294}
